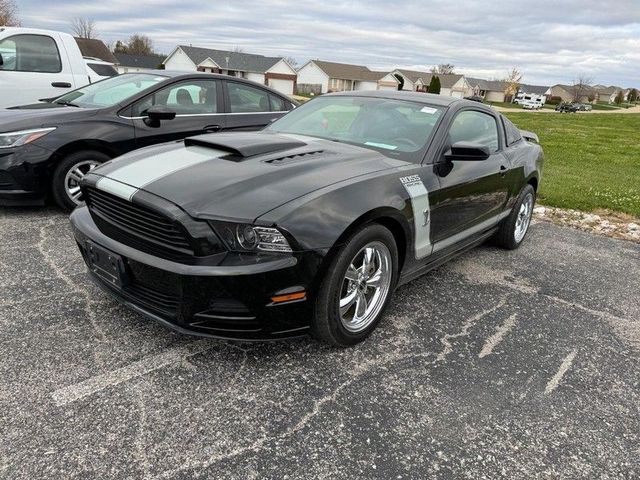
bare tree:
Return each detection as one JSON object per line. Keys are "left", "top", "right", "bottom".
{"left": 503, "top": 67, "right": 523, "bottom": 102}
{"left": 232, "top": 46, "right": 244, "bottom": 53}
{"left": 430, "top": 63, "right": 455, "bottom": 75}
{"left": 283, "top": 56, "right": 298, "bottom": 69}
{"left": 0, "top": 0, "right": 20, "bottom": 26}
{"left": 126, "top": 34, "right": 154, "bottom": 55}
{"left": 572, "top": 74, "right": 594, "bottom": 102}
{"left": 71, "top": 17, "right": 97, "bottom": 39}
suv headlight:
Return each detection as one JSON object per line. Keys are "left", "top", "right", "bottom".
{"left": 209, "top": 221, "right": 293, "bottom": 253}
{"left": 0, "top": 127, "right": 56, "bottom": 148}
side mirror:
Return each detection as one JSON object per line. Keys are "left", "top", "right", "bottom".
{"left": 143, "top": 105, "right": 176, "bottom": 127}
{"left": 445, "top": 141, "right": 491, "bottom": 161}
{"left": 0, "top": 53, "right": 3, "bottom": 66}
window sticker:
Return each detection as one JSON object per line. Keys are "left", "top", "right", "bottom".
{"left": 420, "top": 106, "right": 438, "bottom": 115}
{"left": 365, "top": 141, "right": 398, "bottom": 150}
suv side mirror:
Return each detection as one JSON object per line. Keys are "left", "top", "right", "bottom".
{"left": 144, "top": 105, "right": 176, "bottom": 127}
{"left": 445, "top": 141, "right": 491, "bottom": 161}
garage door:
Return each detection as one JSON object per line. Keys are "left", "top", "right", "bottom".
{"left": 268, "top": 78, "right": 294, "bottom": 95}
{"left": 450, "top": 91, "right": 463, "bottom": 98}
{"left": 378, "top": 84, "right": 397, "bottom": 91}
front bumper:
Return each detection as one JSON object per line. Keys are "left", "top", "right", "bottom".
{"left": 70, "top": 206, "right": 323, "bottom": 340}
{"left": 0, "top": 145, "right": 52, "bottom": 206}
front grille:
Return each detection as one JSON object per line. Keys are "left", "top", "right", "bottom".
{"left": 0, "top": 171, "right": 18, "bottom": 190}
{"left": 124, "top": 283, "right": 180, "bottom": 316}
{"left": 85, "top": 187, "right": 193, "bottom": 257}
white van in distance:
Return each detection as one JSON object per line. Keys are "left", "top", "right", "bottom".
{"left": 0, "top": 27, "right": 92, "bottom": 108}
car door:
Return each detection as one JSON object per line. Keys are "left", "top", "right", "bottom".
{"left": 222, "top": 80, "right": 291, "bottom": 131}
{"left": 429, "top": 108, "right": 511, "bottom": 245}
{"left": 129, "top": 78, "right": 224, "bottom": 148}
{"left": 0, "top": 33, "right": 75, "bottom": 107}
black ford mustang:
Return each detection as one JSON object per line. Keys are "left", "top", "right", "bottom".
{"left": 70, "top": 91, "right": 543, "bottom": 346}
{"left": 0, "top": 71, "right": 295, "bottom": 210}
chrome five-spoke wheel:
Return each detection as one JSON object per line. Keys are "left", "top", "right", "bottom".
{"left": 514, "top": 192, "right": 534, "bottom": 243}
{"left": 65, "top": 160, "right": 100, "bottom": 205}
{"left": 339, "top": 241, "right": 393, "bottom": 333}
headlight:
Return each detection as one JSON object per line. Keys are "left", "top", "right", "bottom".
{"left": 210, "top": 221, "right": 293, "bottom": 253}
{"left": 0, "top": 127, "right": 56, "bottom": 148}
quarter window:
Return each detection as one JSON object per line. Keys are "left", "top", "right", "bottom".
{"left": 132, "top": 80, "right": 219, "bottom": 116}
{"left": 0, "top": 34, "right": 62, "bottom": 73}
{"left": 503, "top": 117, "right": 523, "bottom": 146}
{"left": 269, "top": 94, "right": 290, "bottom": 112}
{"left": 449, "top": 110, "right": 499, "bottom": 152}
{"left": 228, "top": 82, "right": 271, "bottom": 113}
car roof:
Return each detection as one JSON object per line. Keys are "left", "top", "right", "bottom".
{"left": 326, "top": 90, "right": 461, "bottom": 106}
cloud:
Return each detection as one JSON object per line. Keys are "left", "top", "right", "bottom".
{"left": 16, "top": 0, "right": 640, "bottom": 86}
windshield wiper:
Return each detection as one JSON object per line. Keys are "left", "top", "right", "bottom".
{"left": 55, "top": 100, "right": 80, "bottom": 108}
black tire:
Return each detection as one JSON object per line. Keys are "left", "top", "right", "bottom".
{"left": 52, "top": 150, "right": 110, "bottom": 211}
{"left": 494, "top": 184, "right": 536, "bottom": 250}
{"left": 311, "top": 223, "right": 399, "bottom": 347}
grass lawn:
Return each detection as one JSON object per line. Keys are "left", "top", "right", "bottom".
{"left": 504, "top": 112, "right": 640, "bottom": 217}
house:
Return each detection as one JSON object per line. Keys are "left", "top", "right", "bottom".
{"left": 391, "top": 69, "right": 472, "bottom": 97}
{"left": 518, "top": 83, "right": 549, "bottom": 99}
{"left": 115, "top": 53, "right": 165, "bottom": 74}
{"left": 162, "top": 45, "right": 297, "bottom": 95}
{"left": 546, "top": 84, "right": 597, "bottom": 103}
{"left": 74, "top": 37, "right": 117, "bottom": 64}
{"left": 466, "top": 78, "right": 506, "bottom": 102}
{"left": 296, "top": 60, "right": 398, "bottom": 94}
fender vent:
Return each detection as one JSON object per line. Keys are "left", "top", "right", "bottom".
{"left": 265, "top": 150, "right": 326, "bottom": 164}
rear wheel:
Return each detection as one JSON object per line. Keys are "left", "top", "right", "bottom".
{"left": 52, "top": 150, "right": 109, "bottom": 211}
{"left": 311, "top": 224, "right": 398, "bottom": 346}
{"left": 494, "top": 184, "right": 536, "bottom": 250}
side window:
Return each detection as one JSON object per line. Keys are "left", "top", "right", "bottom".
{"left": 449, "top": 110, "right": 500, "bottom": 152}
{"left": 132, "top": 80, "right": 218, "bottom": 116}
{"left": 228, "top": 82, "right": 270, "bottom": 113}
{"left": 502, "top": 117, "right": 523, "bottom": 146}
{"left": 269, "top": 94, "right": 290, "bottom": 112}
{"left": 0, "top": 34, "right": 61, "bottom": 73}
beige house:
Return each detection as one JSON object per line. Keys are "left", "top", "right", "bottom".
{"left": 296, "top": 60, "right": 398, "bottom": 94}
{"left": 391, "top": 69, "right": 472, "bottom": 97}
{"left": 546, "top": 84, "right": 597, "bottom": 103}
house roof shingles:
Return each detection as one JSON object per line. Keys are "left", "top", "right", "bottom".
{"left": 74, "top": 37, "right": 117, "bottom": 63}
{"left": 115, "top": 53, "right": 165, "bottom": 69}
{"left": 176, "top": 45, "right": 284, "bottom": 73}
{"left": 394, "top": 69, "right": 464, "bottom": 88}
{"left": 311, "top": 60, "right": 388, "bottom": 82}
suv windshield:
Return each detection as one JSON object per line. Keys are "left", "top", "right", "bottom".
{"left": 54, "top": 73, "right": 168, "bottom": 108}
{"left": 267, "top": 95, "right": 444, "bottom": 161}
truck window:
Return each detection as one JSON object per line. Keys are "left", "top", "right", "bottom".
{"left": 87, "top": 63, "right": 118, "bottom": 77}
{"left": 0, "top": 34, "right": 62, "bottom": 73}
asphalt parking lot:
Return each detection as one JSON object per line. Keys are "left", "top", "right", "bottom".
{"left": 1, "top": 208, "right": 639, "bottom": 479}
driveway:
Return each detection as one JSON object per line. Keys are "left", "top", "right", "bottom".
{"left": 1, "top": 208, "right": 638, "bottom": 479}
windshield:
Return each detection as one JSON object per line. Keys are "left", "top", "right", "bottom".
{"left": 267, "top": 95, "right": 444, "bottom": 161}
{"left": 54, "top": 73, "right": 168, "bottom": 108}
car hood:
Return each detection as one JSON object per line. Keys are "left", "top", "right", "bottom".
{"left": 87, "top": 132, "right": 404, "bottom": 221}
{"left": 0, "top": 105, "right": 98, "bottom": 133}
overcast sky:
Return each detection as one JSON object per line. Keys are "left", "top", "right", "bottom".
{"left": 16, "top": 0, "right": 640, "bottom": 86}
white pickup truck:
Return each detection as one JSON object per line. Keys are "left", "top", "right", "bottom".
{"left": 0, "top": 27, "right": 113, "bottom": 108}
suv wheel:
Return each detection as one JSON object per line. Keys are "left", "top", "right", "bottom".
{"left": 311, "top": 224, "right": 398, "bottom": 346}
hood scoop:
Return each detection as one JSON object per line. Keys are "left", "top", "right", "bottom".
{"left": 184, "top": 132, "right": 307, "bottom": 161}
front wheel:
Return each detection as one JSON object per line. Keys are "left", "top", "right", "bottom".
{"left": 311, "top": 224, "right": 398, "bottom": 346}
{"left": 494, "top": 184, "right": 536, "bottom": 250}
{"left": 52, "top": 150, "right": 109, "bottom": 211}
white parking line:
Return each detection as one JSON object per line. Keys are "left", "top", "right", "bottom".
{"left": 479, "top": 314, "right": 517, "bottom": 358}
{"left": 52, "top": 340, "right": 214, "bottom": 407}
{"left": 544, "top": 350, "right": 578, "bottom": 395}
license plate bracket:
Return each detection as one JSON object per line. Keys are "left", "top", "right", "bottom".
{"left": 86, "top": 241, "right": 127, "bottom": 288}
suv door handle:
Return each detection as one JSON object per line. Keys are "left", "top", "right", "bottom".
{"left": 51, "top": 82, "right": 71, "bottom": 88}
{"left": 499, "top": 165, "right": 508, "bottom": 177}
{"left": 203, "top": 125, "right": 221, "bottom": 133}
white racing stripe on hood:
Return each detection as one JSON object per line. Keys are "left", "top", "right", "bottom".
{"left": 95, "top": 145, "right": 228, "bottom": 200}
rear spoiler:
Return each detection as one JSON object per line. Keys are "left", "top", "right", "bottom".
{"left": 520, "top": 130, "right": 539, "bottom": 143}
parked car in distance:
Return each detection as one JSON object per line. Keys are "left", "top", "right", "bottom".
{"left": 0, "top": 27, "right": 92, "bottom": 108}
{"left": 521, "top": 100, "right": 542, "bottom": 110}
{"left": 70, "top": 91, "right": 543, "bottom": 346}
{"left": 84, "top": 57, "right": 118, "bottom": 83}
{"left": 0, "top": 71, "right": 296, "bottom": 210}
{"left": 555, "top": 102, "right": 579, "bottom": 113}
{"left": 575, "top": 103, "right": 592, "bottom": 111}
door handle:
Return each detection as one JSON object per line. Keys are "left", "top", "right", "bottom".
{"left": 499, "top": 165, "right": 508, "bottom": 177}
{"left": 51, "top": 82, "right": 71, "bottom": 88}
{"left": 203, "top": 125, "right": 221, "bottom": 133}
